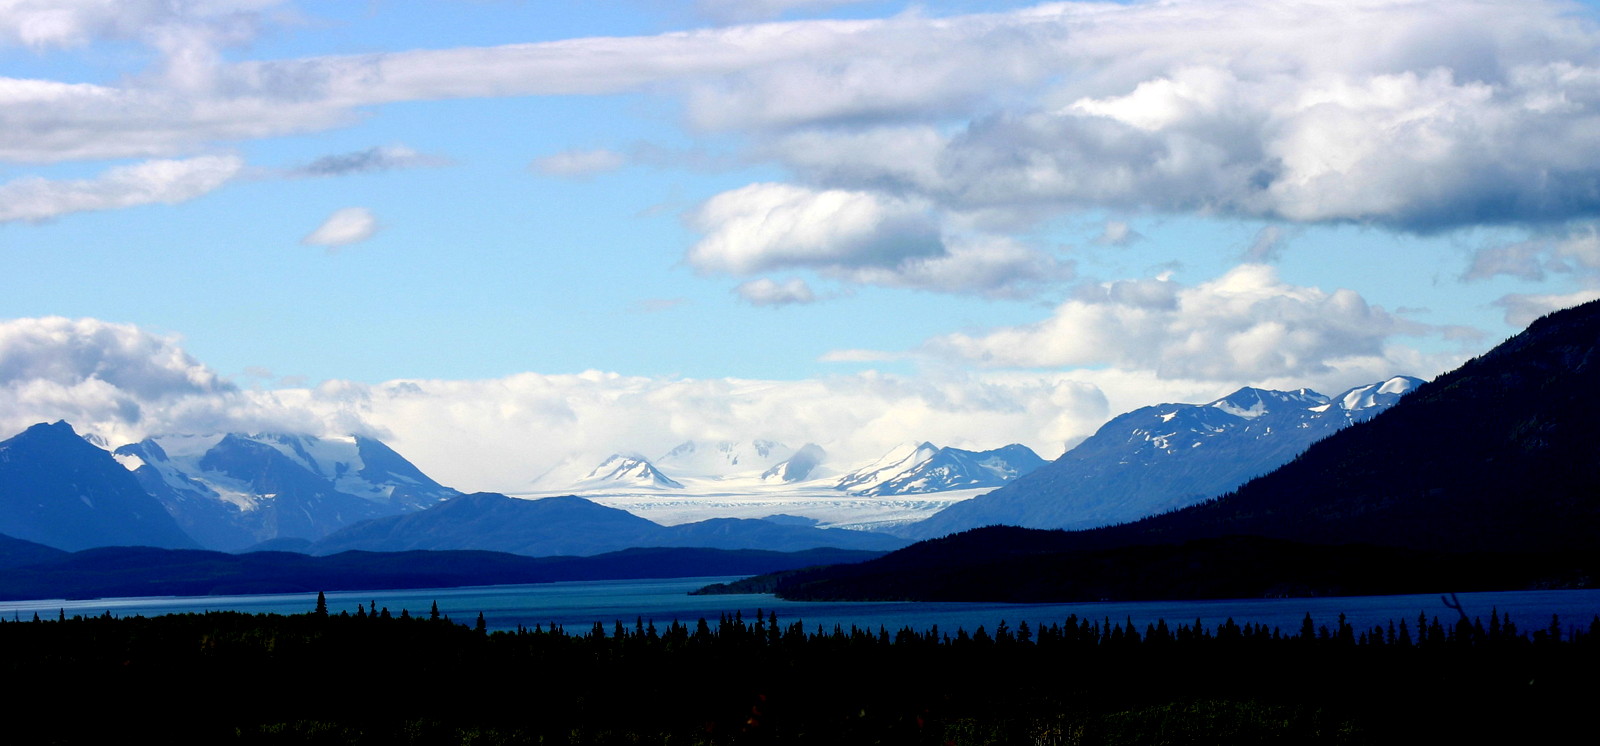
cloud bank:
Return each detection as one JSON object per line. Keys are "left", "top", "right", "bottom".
{"left": 923, "top": 264, "right": 1432, "bottom": 382}
{"left": 6, "top": 0, "right": 1598, "bottom": 233}
{"left": 0, "top": 298, "right": 1490, "bottom": 493}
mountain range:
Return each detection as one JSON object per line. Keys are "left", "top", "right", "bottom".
{"left": 114, "top": 432, "right": 461, "bottom": 550}
{"left": 903, "top": 376, "right": 1421, "bottom": 539}
{"left": 551, "top": 439, "right": 1046, "bottom": 499}
{"left": 0, "top": 420, "right": 909, "bottom": 558}
{"left": 751, "top": 299, "right": 1600, "bottom": 601}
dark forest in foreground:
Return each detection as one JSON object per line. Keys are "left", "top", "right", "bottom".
{"left": 3, "top": 599, "right": 1597, "bottom": 745}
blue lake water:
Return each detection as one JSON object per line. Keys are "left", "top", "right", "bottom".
{"left": 3, "top": 578, "right": 1598, "bottom": 637}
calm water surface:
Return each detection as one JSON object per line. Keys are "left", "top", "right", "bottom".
{"left": 3, "top": 577, "right": 1598, "bottom": 636}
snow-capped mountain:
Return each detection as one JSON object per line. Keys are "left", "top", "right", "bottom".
{"left": 835, "top": 442, "right": 942, "bottom": 494}
{"left": 762, "top": 443, "right": 828, "bottom": 483}
{"left": 656, "top": 440, "right": 795, "bottom": 479}
{"left": 902, "top": 376, "right": 1423, "bottom": 539}
{"left": 113, "top": 432, "right": 459, "bottom": 550}
{"left": 573, "top": 453, "right": 684, "bottom": 490}
{"left": 0, "top": 422, "right": 195, "bottom": 551}
{"left": 835, "top": 442, "right": 1046, "bottom": 496}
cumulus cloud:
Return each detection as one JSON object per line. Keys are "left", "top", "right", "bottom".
{"left": 686, "top": 182, "right": 944, "bottom": 273}
{"left": 735, "top": 277, "right": 817, "bottom": 306}
{"left": 301, "top": 207, "right": 378, "bottom": 247}
{"left": 530, "top": 147, "right": 628, "bottom": 178}
{"left": 293, "top": 145, "right": 447, "bottom": 177}
{"left": 0, "top": 316, "right": 257, "bottom": 446}
{"left": 686, "top": 183, "right": 1072, "bottom": 296}
{"left": 0, "top": 155, "right": 242, "bottom": 223}
{"left": 675, "top": 0, "right": 1600, "bottom": 231}
{"left": 924, "top": 264, "right": 1430, "bottom": 382}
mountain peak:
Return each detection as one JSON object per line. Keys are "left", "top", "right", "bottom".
{"left": 837, "top": 442, "right": 1043, "bottom": 496}
{"left": 1330, "top": 375, "right": 1424, "bottom": 412}
{"left": 761, "top": 443, "right": 827, "bottom": 483}
{"left": 1208, "top": 387, "right": 1328, "bottom": 419}
{"left": 0, "top": 421, "right": 196, "bottom": 551}
{"left": 22, "top": 420, "right": 83, "bottom": 442}
{"left": 583, "top": 453, "right": 684, "bottom": 490}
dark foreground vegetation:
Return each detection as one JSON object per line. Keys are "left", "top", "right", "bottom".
{"left": 3, "top": 597, "right": 1597, "bottom": 745}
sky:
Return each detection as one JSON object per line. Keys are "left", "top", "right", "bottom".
{"left": 4, "top": 0, "right": 1600, "bottom": 491}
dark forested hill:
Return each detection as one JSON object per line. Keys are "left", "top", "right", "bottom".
{"left": 0, "top": 543, "right": 886, "bottom": 601}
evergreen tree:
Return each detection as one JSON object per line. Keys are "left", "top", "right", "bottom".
{"left": 315, "top": 591, "right": 328, "bottom": 618}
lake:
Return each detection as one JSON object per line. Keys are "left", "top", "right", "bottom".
{"left": 3, "top": 577, "right": 1598, "bottom": 636}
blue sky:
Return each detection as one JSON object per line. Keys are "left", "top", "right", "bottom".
{"left": 4, "top": 0, "right": 1600, "bottom": 489}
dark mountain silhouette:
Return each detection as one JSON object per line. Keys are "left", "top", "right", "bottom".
{"left": 0, "top": 422, "right": 196, "bottom": 551}
{"left": 309, "top": 493, "right": 906, "bottom": 556}
{"left": 0, "top": 532, "right": 68, "bottom": 569}
{"left": 0, "top": 543, "right": 886, "bottom": 601}
{"left": 768, "top": 299, "right": 1600, "bottom": 600}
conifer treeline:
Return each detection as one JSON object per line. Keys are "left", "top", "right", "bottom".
{"left": 2, "top": 600, "right": 1596, "bottom": 744}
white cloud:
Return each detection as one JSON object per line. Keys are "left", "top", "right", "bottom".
{"left": 530, "top": 147, "right": 627, "bottom": 178}
{"left": 735, "top": 277, "right": 817, "bottom": 306}
{"left": 835, "top": 235, "right": 1074, "bottom": 298}
{"left": 672, "top": 0, "right": 1600, "bottom": 231}
{"left": 0, "top": 1, "right": 284, "bottom": 50}
{"left": 688, "top": 183, "right": 1072, "bottom": 296}
{"left": 924, "top": 264, "right": 1432, "bottom": 382}
{"left": 6, "top": 0, "right": 1600, "bottom": 233}
{"left": 261, "top": 369, "right": 1116, "bottom": 491}
{"left": 0, "top": 316, "right": 1122, "bottom": 492}
{"left": 1493, "top": 288, "right": 1600, "bottom": 327}
{"left": 686, "top": 182, "right": 944, "bottom": 273}
{"left": 302, "top": 207, "right": 378, "bottom": 247}
{"left": 0, "top": 314, "right": 1475, "bottom": 493}
{"left": 0, "top": 316, "right": 272, "bottom": 447}
{"left": 0, "top": 155, "right": 242, "bottom": 223}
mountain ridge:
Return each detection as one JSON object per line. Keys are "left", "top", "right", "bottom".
{"left": 903, "top": 376, "right": 1421, "bottom": 539}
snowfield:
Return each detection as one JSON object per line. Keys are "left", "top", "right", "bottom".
{"left": 510, "top": 477, "right": 990, "bottom": 531}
